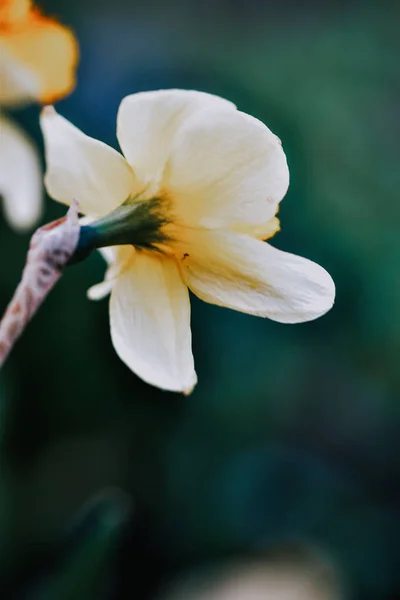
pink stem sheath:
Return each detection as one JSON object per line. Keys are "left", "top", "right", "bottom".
{"left": 0, "top": 201, "right": 80, "bottom": 367}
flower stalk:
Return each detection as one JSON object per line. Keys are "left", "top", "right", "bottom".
{"left": 0, "top": 201, "right": 80, "bottom": 367}
{"left": 0, "top": 197, "right": 170, "bottom": 365}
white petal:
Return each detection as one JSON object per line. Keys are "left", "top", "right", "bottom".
{"left": 0, "top": 115, "right": 42, "bottom": 230}
{"left": 87, "top": 279, "right": 115, "bottom": 301}
{"left": 87, "top": 245, "right": 135, "bottom": 301}
{"left": 117, "top": 89, "right": 236, "bottom": 193}
{"left": 177, "top": 230, "right": 335, "bottom": 323}
{"left": 109, "top": 253, "right": 196, "bottom": 393}
{"left": 165, "top": 109, "right": 289, "bottom": 230}
{"left": 40, "top": 106, "right": 137, "bottom": 217}
{"left": 98, "top": 245, "right": 119, "bottom": 266}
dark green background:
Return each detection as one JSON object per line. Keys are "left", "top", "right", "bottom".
{"left": 0, "top": 0, "right": 399, "bottom": 598}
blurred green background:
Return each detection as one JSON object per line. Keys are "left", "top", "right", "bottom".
{"left": 0, "top": 0, "right": 399, "bottom": 598}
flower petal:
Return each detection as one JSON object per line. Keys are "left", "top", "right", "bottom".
{"left": 165, "top": 108, "right": 289, "bottom": 231}
{"left": 0, "top": 0, "right": 31, "bottom": 25}
{"left": 177, "top": 230, "right": 335, "bottom": 323}
{"left": 87, "top": 279, "right": 114, "bottom": 301}
{"left": 0, "top": 44, "right": 40, "bottom": 105}
{"left": 117, "top": 89, "right": 236, "bottom": 194}
{"left": 109, "top": 252, "right": 197, "bottom": 393}
{"left": 0, "top": 6, "right": 78, "bottom": 104}
{"left": 87, "top": 245, "right": 135, "bottom": 301}
{"left": 0, "top": 115, "right": 42, "bottom": 230}
{"left": 40, "top": 107, "right": 137, "bottom": 217}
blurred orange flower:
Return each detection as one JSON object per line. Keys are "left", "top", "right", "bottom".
{"left": 0, "top": 0, "right": 78, "bottom": 105}
{"left": 0, "top": 0, "right": 78, "bottom": 231}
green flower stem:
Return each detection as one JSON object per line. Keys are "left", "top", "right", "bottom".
{"left": 69, "top": 199, "right": 167, "bottom": 265}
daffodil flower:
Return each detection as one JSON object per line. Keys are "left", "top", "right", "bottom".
{"left": 0, "top": 0, "right": 78, "bottom": 105}
{"left": 40, "top": 90, "right": 335, "bottom": 393}
{"left": 0, "top": 0, "right": 78, "bottom": 230}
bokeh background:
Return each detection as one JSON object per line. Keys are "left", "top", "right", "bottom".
{"left": 1, "top": 0, "right": 399, "bottom": 598}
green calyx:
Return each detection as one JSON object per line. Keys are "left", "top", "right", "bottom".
{"left": 69, "top": 198, "right": 169, "bottom": 265}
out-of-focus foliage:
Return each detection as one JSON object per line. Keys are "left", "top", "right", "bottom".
{"left": 32, "top": 490, "right": 130, "bottom": 600}
{"left": 0, "top": 1, "right": 399, "bottom": 599}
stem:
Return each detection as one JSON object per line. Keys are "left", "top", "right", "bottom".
{"left": 0, "top": 197, "right": 167, "bottom": 366}
{"left": 0, "top": 202, "right": 80, "bottom": 367}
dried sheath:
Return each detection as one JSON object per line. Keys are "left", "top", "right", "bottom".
{"left": 0, "top": 202, "right": 80, "bottom": 367}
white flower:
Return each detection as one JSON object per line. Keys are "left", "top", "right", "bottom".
{"left": 40, "top": 89, "right": 335, "bottom": 394}
{"left": 0, "top": 113, "right": 41, "bottom": 230}
{"left": 0, "top": 0, "right": 78, "bottom": 230}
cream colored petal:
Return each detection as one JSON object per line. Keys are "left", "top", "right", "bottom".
{"left": 232, "top": 215, "right": 280, "bottom": 241}
{"left": 165, "top": 108, "right": 289, "bottom": 230}
{"left": 117, "top": 89, "right": 236, "bottom": 194}
{"left": 98, "top": 245, "right": 119, "bottom": 266}
{"left": 177, "top": 230, "right": 335, "bottom": 323}
{"left": 87, "top": 245, "right": 135, "bottom": 301}
{"left": 0, "top": 114, "right": 42, "bottom": 230}
{"left": 87, "top": 278, "right": 114, "bottom": 301}
{"left": 40, "top": 106, "right": 137, "bottom": 217}
{"left": 109, "top": 252, "right": 197, "bottom": 393}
